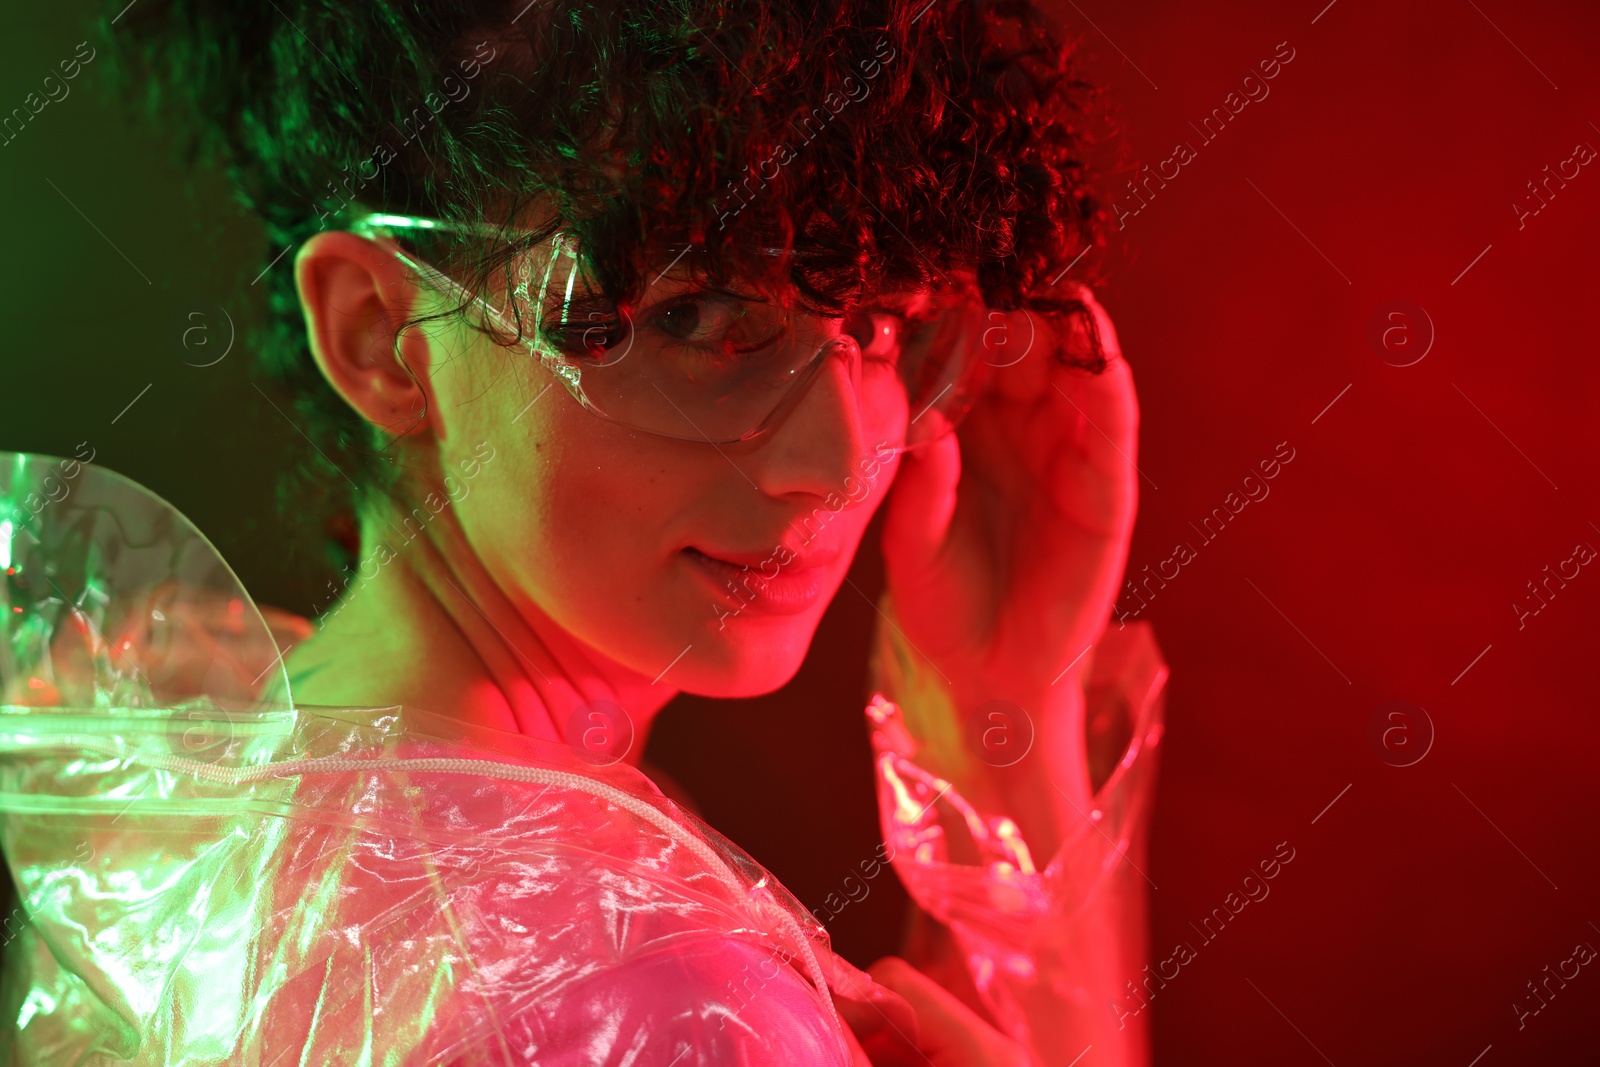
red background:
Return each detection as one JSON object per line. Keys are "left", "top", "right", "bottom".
{"left": 2, "top": 1, "right": 1596, "bottom": 1063}
{"left": 659, "top": 2, "right": 1600, "bottom": 1063}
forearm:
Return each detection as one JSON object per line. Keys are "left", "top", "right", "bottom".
{"left": 867, "top": 597, "right": 1167, "bottom": 1065}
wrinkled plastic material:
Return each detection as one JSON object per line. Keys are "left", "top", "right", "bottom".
{"left": 0, "top": 453, "right": 1165, "bottom": 1065}
{"left": 867, "top": 599, "right": 1167, "bottom": 1066}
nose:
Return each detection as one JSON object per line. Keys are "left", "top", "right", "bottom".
{"left": 744, "top": 334, "right": 875, "bottom": 506}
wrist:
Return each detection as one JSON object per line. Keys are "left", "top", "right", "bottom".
{"left": 868, "top": 596, "right": 1095, "bottom": 839}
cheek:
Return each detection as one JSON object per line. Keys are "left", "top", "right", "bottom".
{"left": 432, "top": 349, "right": 692, "bottom": 663}
{"left": 471, "top": 417, "right": 664, "bottom": 602}
{"left": 452, "top": 396, "right": 709, "bottom": 672}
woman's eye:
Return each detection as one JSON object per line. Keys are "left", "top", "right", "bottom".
{"left": 657, "top": 302, "right": 701, "bottom": 340}
{"left": 642, "top": 293, "right": 785, "bottom": 354}
{"left": 654, "top": 297, "right": 731, "bottom": 343}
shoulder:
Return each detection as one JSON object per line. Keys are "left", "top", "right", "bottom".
{"left": 253, "top": 736, "right": 848, "bottom": 1064}
{"left": 463, "top": 934, "right": 848, "bottom": 1066}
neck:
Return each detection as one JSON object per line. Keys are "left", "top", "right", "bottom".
{"left": 291, "top": 494, "right": 677, "bottom": 764}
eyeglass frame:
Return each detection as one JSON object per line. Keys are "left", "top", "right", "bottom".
{"left": 346, "top": 211, "right": 964, "bottom": 449}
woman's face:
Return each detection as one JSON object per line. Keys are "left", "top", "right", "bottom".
{"left": 410, "top": 247, "right": 920, "bottom": 697}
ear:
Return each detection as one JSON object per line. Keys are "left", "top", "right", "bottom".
{"left": 293, "top": 230, "right": 437, "bottom": 438}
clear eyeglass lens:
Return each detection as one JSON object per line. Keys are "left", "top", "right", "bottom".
{"left": 508, "top": 236, "right": 976, "bottom": 444}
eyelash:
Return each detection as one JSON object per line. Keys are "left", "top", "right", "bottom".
{"left": 536, "top": 286, "right": 940, "bottom": 366}
{"left": 538, "top": 293, "right": 630, "bottom": 357}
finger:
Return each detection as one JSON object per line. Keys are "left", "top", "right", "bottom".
{"left": 880, "top": 423, "right": 961, "bottom": 582}
{"left": 866, "top": 957, "right": 1027, "bottom": 1066}
{"left": 1049, "top": 286, "right": 1136, "bottom": 442}
{"left": 981, "top": 307, "right": 1052, "bottom": 404}
{"left": 1047, "top": 335, "right": 1141, "bottom": 530}
{"left": 1051, "top": 356, "right": 1139, "bottom": 479}
{"left": 828, "top": 952, "right": 921, "bottom": 1044}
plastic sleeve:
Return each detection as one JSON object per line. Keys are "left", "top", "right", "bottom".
{"left": 864, "top": 602, "right": 1168, "bottom": 1066}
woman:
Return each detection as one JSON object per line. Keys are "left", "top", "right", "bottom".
{"left": 0, "top": 0, "right": 1164, "bottom": 1063}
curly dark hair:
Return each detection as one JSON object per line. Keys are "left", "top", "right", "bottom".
{"left": 101, "top": 0, "right": 1106, "bottom": 566}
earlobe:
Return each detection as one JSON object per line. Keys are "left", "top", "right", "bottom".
{"left": 293, "top": 230, "right": 434, "bottom": 436}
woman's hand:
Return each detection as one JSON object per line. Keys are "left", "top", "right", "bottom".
{"left": 880, "top": 285, "right": 1140, "bottom": 822}
{"left": 836, "top": 957, "right": 1031, "bottom": 1066}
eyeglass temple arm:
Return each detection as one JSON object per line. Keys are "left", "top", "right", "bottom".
{"left": 348, "top": 213, "right": 580, "bottom": 358}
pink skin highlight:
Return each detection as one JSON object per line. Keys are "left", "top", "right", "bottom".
{"left": 283, "top": 220, "right": 1141, "bottom": 864}
{"left": 684, "top": 543, "right": 839, "bottom": 616}
{"left": 279, "top": 224, "right": 1144, "bottom": 1063}
{"left": 280, "top": 226, "right": 914, "bottom": 754}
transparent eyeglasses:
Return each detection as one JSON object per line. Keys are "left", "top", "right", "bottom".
{"left": 347, "top": 213, "right": 989, "bottom": 451}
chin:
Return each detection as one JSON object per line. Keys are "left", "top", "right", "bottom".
{"left": 666, "top": 612, "right": 821, "bottom": 698}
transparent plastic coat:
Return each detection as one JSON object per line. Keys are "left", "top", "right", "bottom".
{"left": 0, "top": 453, "right": 1165, "bottom": 1065}
{"left": 866, "top": 598, "right": 1167, "bottom": 1065}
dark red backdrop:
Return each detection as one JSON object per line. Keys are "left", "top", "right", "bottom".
{"left": 3, "top": 1, "right": 1596, "bottom": 1063}
{"left": 654, "top": 2, "right": 1600, "bottom": 1063}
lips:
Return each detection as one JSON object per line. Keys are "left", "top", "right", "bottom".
{"left": 681, "top": 543, "right": 840, "bottom": 617}
{"left": 686, "top": 542, "right": 839, "bottom": 573}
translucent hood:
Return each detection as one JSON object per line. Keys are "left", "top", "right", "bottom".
{"left": 0, "top": 452, "right": 855, "bottom": 1066}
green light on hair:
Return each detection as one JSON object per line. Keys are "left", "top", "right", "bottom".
{"left": 364, "top": 214, "right": 441, "bottom": 230}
